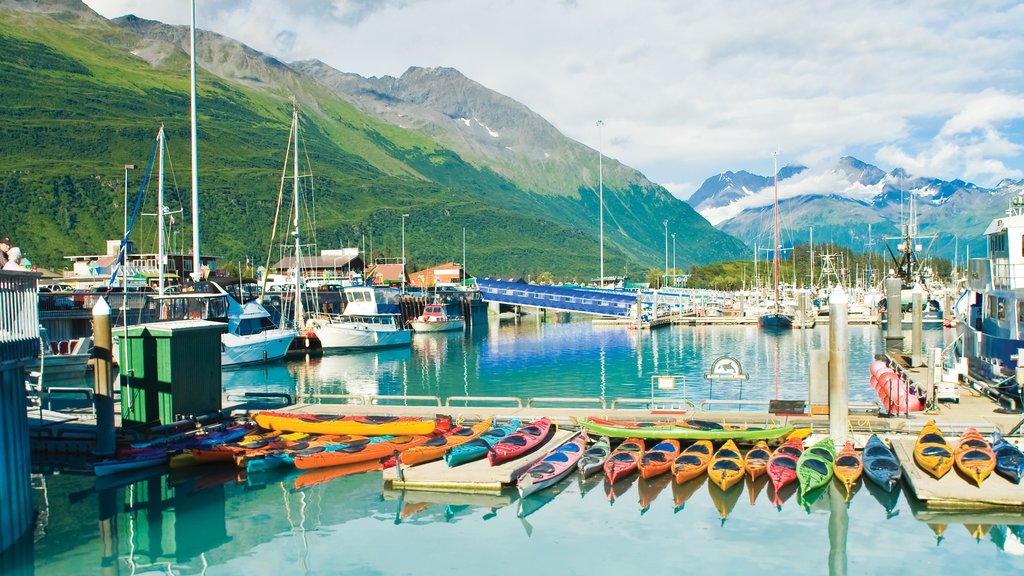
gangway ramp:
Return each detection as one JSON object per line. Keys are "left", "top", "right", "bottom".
{"left": 476, "top": 278, "right": 638, "bottom": 318}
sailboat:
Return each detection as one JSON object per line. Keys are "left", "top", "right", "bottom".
{"left": 758, "top": 152, "right": 794, "bottom": 329}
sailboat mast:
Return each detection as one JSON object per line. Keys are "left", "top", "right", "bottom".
{"left": 157, "top": 125, "right": 166, "bottom": 296}
{"left": 773, "top": 152, "right": 780, "bottom": 307}
{"left": 292, "top": 102, "right": 304, "bottom": 328}
{"left": 189, "top": 0, "right": 201, "bottom": 281}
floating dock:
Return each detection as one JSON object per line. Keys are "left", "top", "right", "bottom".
{"left": 891, "top": 438, "right": 1024, "bottom": 508}
{"left": 382, "top": 429, "right": 576, "bottom": 491}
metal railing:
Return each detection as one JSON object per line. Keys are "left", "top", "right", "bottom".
{"left": 0, "top": 270, "right": 40, "bottom": 363}
{"left": 697, "top": 399, "right": 771, "bottom": 411}
{"left": 445, "top": 396, "right": 523, "bottom": 408}
{"left": 526, "top": 397, "right": 606, "bottom": 409}
{"left": 368, "top": 394, "right": 442, "bottom": 407}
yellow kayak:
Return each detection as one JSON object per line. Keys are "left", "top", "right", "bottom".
{"left": 914, "top": 420, "right": 954, "bottom": 479}
{"left": 253, "top": 411, "right": 448, "bottom": 436}
{"left": 708, "top": 440, "right": 746, "bottom": 491}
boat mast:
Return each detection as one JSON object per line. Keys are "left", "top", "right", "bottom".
{"left": 189, "top": 0, "right": 201, "bottom": 281}
{"left": 773, "top": 152, "right": 780, "bottom": 309}
{"left": 291, "top": 100, "right": 304, "bottom": 329}
{"left": 157, "top": 125, "right": 166, "bottom": 296}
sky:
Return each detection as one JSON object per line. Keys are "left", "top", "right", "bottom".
{"left": 82, "top": 0, "right": 1024, "bottom": 201}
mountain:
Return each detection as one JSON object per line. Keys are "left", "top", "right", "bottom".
{"left": 687, "top": 156, "right": 1016, "bottom": 261}
{"left": 0, "top": 0, "right": 744, "bottom": 277}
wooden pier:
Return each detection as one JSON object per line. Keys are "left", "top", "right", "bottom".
{"left": 891, "top": 438, "right": 1024, "bottom": 508}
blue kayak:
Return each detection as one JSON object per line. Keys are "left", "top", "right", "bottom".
{"left": 991, "top": 431, "right": 1024, "bottom": 484}
{"left": 862, "top": 434, "right": 902, "bottom": 492}
{"left": 444, "top": 419, "right": 520, "bottom": 467}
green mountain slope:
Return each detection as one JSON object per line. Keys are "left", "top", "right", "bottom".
{"left": 0, "top": 1, "right": 744, "bottom": 279}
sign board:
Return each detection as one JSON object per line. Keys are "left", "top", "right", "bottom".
{"left": 704, "top": 355, "right": 748, "bottom": 381}
{"left": 656, "top": 376, "right": 676, "bottom": 390}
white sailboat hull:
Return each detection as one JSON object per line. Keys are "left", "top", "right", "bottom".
{"left": 410, "top": 319, "right": 465, "bottom": 333}
{"left": 221, "top": 328, "right": 296, "bottom": 368}
{"left": 314, "top": 322, "right": 412, "bottom": 350}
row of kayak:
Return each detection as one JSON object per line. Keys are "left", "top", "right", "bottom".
{"left": 913, "top": 420, "right": 1024, "bottom": 485}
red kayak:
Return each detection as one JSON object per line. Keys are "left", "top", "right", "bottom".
{"left": 488, "top": 417, "right": 553, "bottom": 465}
{"left": 604, "top": 438, "right": 645, "bottom": 483}
{"left": 638, "top": 439, "right": 681, "bottom": 479}
{"left": 767, "top": 436, "right": 803, "bottom": 504}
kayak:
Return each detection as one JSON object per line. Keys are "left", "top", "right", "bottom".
{"left": 294, "top": 435, "right": 430, "bottom": 469}
{"left": 399, "top": 418, "right": 494, "bottom": 466}
{"left": 191, "top": 431, "right": 308, "bottom": 464}
{"left": 579, "top": 417, "right": 799, "bottom": 441}
{"left": 489, "top": 417, "right": 553, "bottom": 466}
{"left": 604, "top": 438, "right": 645, "bottom": 483}
{"left": 745, "top": 440, "right": 771, "bottom": 480}
{"left": 708, "top": 440, "right": 745, "bottom": 491}
{"left": 444, "top": 419, "right": 520, "bottom": 467}
{"left": 991, "top": 431, "right": 1024, "bottom": 484}
{"left": 671, "top": 440, "right": 713, "bottom": 484}
{"left": 518, "top": 434, "right": 586, "bottom": 497}
{"left": 862, "top": 434, "right": 902, "bottom": 492}
{"left": 94, "top": 448, "right": 167, "bottom": 477}
{"left": 954, "top": 428, "right": 996, "bottom": 486}
{"left": 834, "top": 440, "right": 863, "bottom": 500}
{"left": 253, "top": 412, "right": 449, "bottom": 436}
{"left": 241, "top": 435, "right": 372, "bottom": 472}
{"left": 638, "top": 439, "right": 681, "bottom": 479}
{"left": 797, "top": 437, "right": 835, "bottom": 493}
{"left": 914, "top": 420, "right": 954, "bottom": 479}
{"left": 577, "top": 436, "right": 611, "bottom": 478}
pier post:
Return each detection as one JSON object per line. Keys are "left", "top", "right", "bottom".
{"left": 488, "top": 301, "right": 500, "bottom": 315}
{"left": 798, "top": 293, "right": 806, "bottom": 329}
{"left": 911, "top": 284, "right": 924, "bottom": 367}
{"left": 828, "top": 285, "right": 848, "bottom": 444}
{"left": 809, "top": 349, "right": 829, "bottom": 414}
{"left": 92, "top": 297, "right": 116, "bottom": 457}
{"left": 884, "top": 278, "right": 903, "bottom": 353}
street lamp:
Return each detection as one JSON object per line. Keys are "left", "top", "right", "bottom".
{"left": 596, "top": 120, "right": 604, "bottom": 287}
{"left": 671, "top": 232, "right": 676, "bottom": 287}
{"left": 122, "top": 164, "right": 136, "bottom": 293}
{"left": 663, "top": 220, "right": 668, "bottom": 288}
{"left": 399, "top": 214, "right": 407, "bottom": 295}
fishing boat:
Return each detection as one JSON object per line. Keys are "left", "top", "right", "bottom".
{"left": 991, "top": 431, "right": 1024, "bottom": 484}
{"left": 862, "top": 434, "right": 902, "bottom": 492}
{"left": 707, "top": 439, "right": 745, "bottom": 491}
{"left": 488, "top": 417, "right": 552, "bottom": 465}
{"left": 252, "top": 412, "right": 447, "bottom": 436}
{"left": 444, "top": 420, "right": 520, "bottom": 467}
{"left": 577, "top": 436, "right": 611, "bottom": 477}
{"left": 796, "top": 437, "right": 835, "bottom": 493}
{"left": 604, "top": 438, "right": 644, "bottom": 483}
{"left": 671, "top": 440, "right": 713, "bottom": 484}
{"left": 758, "top": 152, "right": 794, "bottom": 329}
{"left": 744, "top": 440, "right": 771, "bottom": 480}
{"left": 955, "top": 194, "right": 1024, "bottom": 411}
{"left": 833, "top": 440, "right": 863, "bottom": 500}
{"left": 293, "top": 435, "right": 430, "bottom": 469}
{"left": 954, "top": 428, "right": 996, "bottom": 486}
{"left": 518, "top": 434, "right": 586, "bottom": 497}
{"left": 637, "top": 439, "right": 681, "bottom": 479}
{"left": 578, "top": 417, "right": 798, "bottom": 441}
{"left": 914, "top": 420, "right": 954, "bottom": 479}
{"left": 399, "top": 418, "right": 493, "bottom": 466}
{"left": 310, "top": 286, "right": 412, "bottom": 350}
{"left": 410, "top": 300, "right": 465, "bottom": 333}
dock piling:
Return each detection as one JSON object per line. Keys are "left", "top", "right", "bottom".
{"left": 828, "top": 285, "right": 848, "bottom": 444}
{"left": 92, "top": 297, "right": 115, "bottom": 457}
{"left": 884, "top": 278, "right": 903, "bottom": 352}
{"left": 809, "top": 349, "right": 829, "bottom": 414}
{"left": 911, "top": 284, "right": 924, "bottom": 367}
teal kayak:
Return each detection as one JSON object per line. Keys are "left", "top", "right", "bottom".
{"left": 796, "top": 437, "right": 835, "bottom": 493}
{"left": 444, "top": 420, "right": 520, "bottom": 467}
{"left": 578, "top": 418, "right": 798, "bottom": 441}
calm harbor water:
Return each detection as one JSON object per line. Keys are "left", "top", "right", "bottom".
{"left": 17, "top": 319, "right": 1024, "bottom": 575}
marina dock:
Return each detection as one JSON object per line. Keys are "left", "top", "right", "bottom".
{"left": 891, "top": 438, "right": 1024, "bottom": 508}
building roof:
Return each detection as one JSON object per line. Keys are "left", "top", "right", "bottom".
{"left": 410, "top": 262, "right": 462, "bottom": 277}
{"left": 366, "top": 263, "right": 404, "bottom": 281}
{"left": 270, "top": 254, "right": 362, "bottom": 271}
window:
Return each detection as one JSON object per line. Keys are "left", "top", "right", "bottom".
{"left": 988, "top": 295, "right": 999, "bottom": 318}
{"left": 998, "top": 298, "right": 1006, "bottom": 321}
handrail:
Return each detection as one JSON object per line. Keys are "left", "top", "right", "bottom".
{"left": 225, "top": 391, "right": 294, "bottom": 406}
{"left": 303, "top": 393, "right": 367, "bottom": 404}
{"left": 368, "top": 394, "right": 442, "bottom": 407}
{"left": 445, "top": 396, "right": 523, "bottom": 408}
{"left": 526, "top": 397, "right": 606, "bottom": 409}
{"left": 697, "top": 399, "right": 771, "bottom": 411}
{"left": 610, "top": 398, "right": 655, "bottom": 409}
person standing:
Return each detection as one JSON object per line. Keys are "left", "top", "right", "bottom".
{"left": 0, "top": 236, "right": 10, "bottom": 268}
{"left": 3, "top": 246, "right": 25, "bottom": 270}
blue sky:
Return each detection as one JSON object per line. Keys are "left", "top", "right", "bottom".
{"left": 84, "top": 0, "right": 1024, "bottom": 200}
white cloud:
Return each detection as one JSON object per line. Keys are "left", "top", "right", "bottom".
{"left": 82, "top": 0, "right": 1024, "bottom": 194}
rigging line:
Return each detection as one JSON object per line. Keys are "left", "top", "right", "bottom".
{"left": 108, "top": 137, "right": 160, "bottom": 290}
{"left": 261, "top": 119, "right": 295, "bottom": 298}
{"left": 299, "top": 114, "right": 319, "bottom": 252}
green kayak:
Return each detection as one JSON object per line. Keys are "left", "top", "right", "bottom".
{"left": 796, "top": 437, "right": 836, "bottom": 493}
{"left": 577, "top": 418, "right": 798, "bottom": 441}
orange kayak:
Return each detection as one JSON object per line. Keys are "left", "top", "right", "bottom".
{"left": 293, "top": 435, "right": 431, "bottom": 469}
{"left": 400, "top": 418, "right": 493, "bottom": 466}
{"left": 638, "top": 439, "right": 681, "bottom": 479}
{"left": 954, "top": 428, "right": 996, "bottom": 486}
{"left": 671, "top": 440, "right": 713, "bottom": 484}
{"left": 604, "top": 438, "right": 644, "bottom": 483}
{"left": 834, "top": 440, "right": 863, "bottom": 499}
{"left": 745, "top": 440, "right": 771, "bottom": 480}
{"left": 708, "top": 440, "right": 745, "bottom": 491}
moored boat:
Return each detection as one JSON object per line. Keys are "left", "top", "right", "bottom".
{"left": 914, "top": 420, "right": 954, "bottom": 479}
{"left": 954, "top": 428, "right": 996, "bottom": 486}
{"left": 310, "top": 286, "right": 412, "bottom": 350}
{"left": 94, "top": 448, "right": 168, "bottom": 477}
{"left": 604, "top": 438, "right": 644, "bottom": 483}
{"left": 767, "top": 436, "right": 803, "bottom": 503}
{"left": 399, "top": 418, "right": 493, "bottom": 466}
{"left": 991, "top": 431, "right": 1024, "bottom": 484}
{"left": 518, "top": 434, "right": 586, "bottom": 497}
{"left": 671, "top": 440, "right": 713, "bottom": 484}
{"left": 833, "top": 440, "right": 863, "bottom": 500}
{"left": 638, "top": 439, "right": 681, "bottom": 479}
{"left": 707, "top": 439, "right": 745, "bottom": 491}
{"left": 796, "top": 437, "right": 835, "bottom": 493}
{"left": 489, "top": 417, "right": 553, "bottom": 465}
{"left": 745, "top": 440, "right": 771, "bottom": 480}
{"left": 253, "top": 412, "right": 448, "bottom": 436}
{"left": 293, "top": 435, "right": 430, "bottom": 469}
{"left": 577, "top": 436, "right": 611, "bottom": 478}
{"left": 445, "top": 420, "right": 520, "bottom": 467}
{"left": 862, "top": 434, "right": 902, "bottom": 492}
{"left": 410, "top": 301, "right": 465, "bottom": 333}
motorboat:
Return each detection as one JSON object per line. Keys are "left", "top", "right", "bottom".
{"left": 410, "top": 300, "right": 465, "bottom": 333}
{"left": 310, "top": 286, "right": 412, "bottom": 350}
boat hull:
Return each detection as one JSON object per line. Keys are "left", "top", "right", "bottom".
{"left": 862, "top": 434, "right": 902, "bottom": 492}
{"left": 577, "top": 437, "right": 611, "bottom": 478}
{"left": 914, "top": 420, "right": 954, "bottom": 479}
{"left": 708, "top": 440, "right": 745, "bottom": 491}
{"left": 410, "top": 319, "right": 465, "bottom": 333}
{"left": 992, "top": 431, "right": 1024, "bottom": 484}
{"left": 314, "top": 322, "right": 412, "bottom": 350}
{"left": 518, "top": 435, "right": 586, "bottom": 497}
{"left": 221, "top": 328, "right": 295, "bottom": 367}
{"left": 579, "top": 418, "right": 797, "bottom": 441}
{"left": 671, "top": 440, "right": 713, "bottom": 484}
{"left": 797, "top": 437, "right": 836, "bottom": 493}
{"left": 758, "top": 312, "right": 793, "bottom": 329}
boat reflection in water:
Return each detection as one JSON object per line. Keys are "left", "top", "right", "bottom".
{"left": 383, "top": 488, "right": 513, "bottom": 525}
{"left": 672, "top": 475, "right": 707, "bottom": 513}
{"left": 862, "top": 472, "right": 901, "bottom": 519}
{"left": 296, "top": 347, "right": 412, "bottom": 398}
{"left": 745, "top": 473, "right": 770, "bottom": 506}
{"left": 638, "top": 474, "right": 673, "bottom": 514}
{"left": 708, "top": 480, "right": 743, "bottom": 525}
